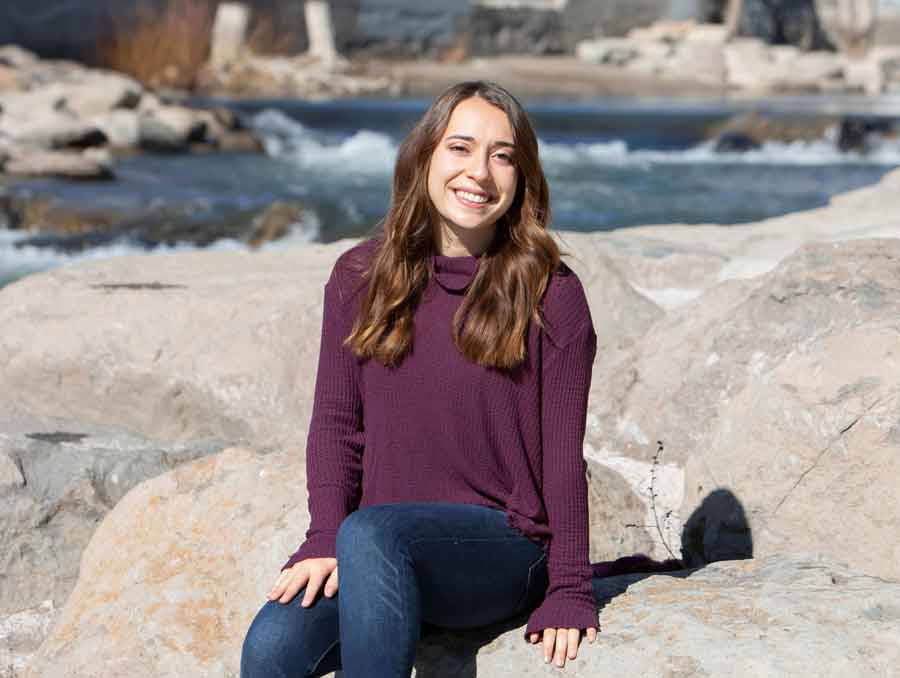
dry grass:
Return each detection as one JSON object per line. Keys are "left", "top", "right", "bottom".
{"left": 95, "top": 0, "right": 216, "bottom": 90}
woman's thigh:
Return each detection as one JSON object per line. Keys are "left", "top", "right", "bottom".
{"left": 240, "top": 590, "right": 342, "bottom": 678}
{"left": 338, "top": 502, "right": 548, "bottom": 630}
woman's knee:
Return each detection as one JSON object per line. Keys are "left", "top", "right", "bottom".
{"left": 240, "top": 598, "right": 338, "bottom": 678}
{"left": 241, "top": 603, "right": 287, "bottom": 676}
{"left": 336, "top": 504, "right": 409, "bottom": 562}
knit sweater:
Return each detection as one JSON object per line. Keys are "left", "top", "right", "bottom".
{"left": 281, "top": 236, "right": 599, "bottom": 638}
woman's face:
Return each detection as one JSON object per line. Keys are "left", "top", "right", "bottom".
{"left": 426, "top": 96, "right": 518, "bottom": 247}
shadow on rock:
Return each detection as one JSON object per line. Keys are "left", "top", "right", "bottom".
{"left": 590, "top": 487, "right": 753, "bottom": 613}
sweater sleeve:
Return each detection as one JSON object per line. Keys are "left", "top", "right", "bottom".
{"left": 524, "top": 278, "right": 599, "bottom": 638}
{"left": 281, "top": 264, "right": 365, "bottom": 571}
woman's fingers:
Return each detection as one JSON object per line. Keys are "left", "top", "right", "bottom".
{"left": 542, "top": 628, "right": 556, "bottom": 664}
{"left": 300, "top": 570, "right": 326, "bottom": 607}
{"left": 267, "top": 558, "right": 338, "bottom": 606}
{"left": 538, "top": 628, "right": 583, "bottom": 667}
{"left": 566, "top": 628, "right": 580, "bottom": 659}
{"left": 268, "top": 565, "right": 310, "bottom": 605}
{"left": 323, "top": 565, "right": 340, "bottom": 597}
{"left": 266, "top": 570, "right": 292, "bottom": 601}
{"left": 554, "top": 628, "right": 568, "bottom": 666}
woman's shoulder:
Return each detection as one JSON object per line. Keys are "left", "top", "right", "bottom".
{"left": 329, "top": 235, "right": 382, "bottom": 304}
{"left": 539, "top": 259, "right": 594, "bottom": 348}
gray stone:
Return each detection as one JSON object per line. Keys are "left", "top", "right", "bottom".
{"left": 138, "top": 106, "right": 207, "bottom": 151}
{"left": 3, "top": 149, "right": 112, "bottom": 179}
{"left": 0, "top": 408, "right": 231, "bottom": 617}
{"left": 0, "top": 599, "right": 58, "bottom": 678}
{"left": 0, "top": 109, "right": 106, "bottom": 149}
{"left": 0, "top": 45, "right": 38, "bottom": 69}
{"left": 57, "top": 71, "right": 143, "bottom": 117}
{"left": 88, "top": 109, "right": 140, "bottom": 148}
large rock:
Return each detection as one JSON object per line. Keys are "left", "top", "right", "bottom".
{"left": 587, "top": 237, "right": 900, "bottom": 572}
{"left": 0, "top": 408, "right": 230, "bottom": 616}
{"left": 21, "top": 443, "right": 900, "bottom": 677}
{"left": 681, "top": 245, "right": 900, "bottom": 578}
{"left": 56, "top": 71, "right": 143, "bottom": 118}
{"left": 0, "top": 87, "right": 68, "bottom": 119}
{"left": 88, "top": 109, "right": 141, "bottom": 148}
{"left": 21, "top": 446, "right": 303, "bottom": 678}
{"left": 0, "top": 108, "right": 106, "bottom": 150}
{"left": 0, "top": 234, "right": 661, "bottom": 451}
{"left": 0, "top": 246, "right": 331, "bottom": 450}
{"left": 576, "top": 552, "right": 900, "bottom": 676}
{"left": 723, "top": 37, "right": 845, "bottom": 91}
{"left": 3, "top": 149, "right": 113, "bottom": 180}
{"left": 138, "top": 106, "right": 208, "bottom": 151}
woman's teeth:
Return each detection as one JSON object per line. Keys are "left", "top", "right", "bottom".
{"left": 456, "top": 190, "right": 489, "bottom": 204}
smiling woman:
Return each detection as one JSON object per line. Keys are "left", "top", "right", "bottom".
{"left": 240, "top": 81, "right": 605, "bottom": 678}
{"left": 426, "top": 97, "right": 519, "bottom": 256}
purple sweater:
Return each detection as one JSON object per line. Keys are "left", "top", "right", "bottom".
{"left": 282, "top": 236, "right": 599, "bottom": 637}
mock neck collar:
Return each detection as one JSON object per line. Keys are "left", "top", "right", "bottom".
{"left": 429, "top": 251, "right": 482, "bottom": 292}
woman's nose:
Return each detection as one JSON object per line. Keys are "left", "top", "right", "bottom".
{"left": 466, "top": 152, "right": 490, "bottom": 180}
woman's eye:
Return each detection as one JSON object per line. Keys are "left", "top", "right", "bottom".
{"left": 449, "top": 145, "right": 467, "bottom": 152}
{"left": 495, "top": 153, "right": 513, "bottom": 163}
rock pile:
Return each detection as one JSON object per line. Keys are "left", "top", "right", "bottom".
{"left": 0, "top": 45, "right": 261, "bottom": 180}
{"left": 196, "top": 51, "right": 395, "bottom": 99}
{"left": 577, "top": 18, "right": 900, "bottom": 94}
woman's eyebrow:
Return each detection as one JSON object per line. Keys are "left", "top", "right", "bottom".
{"left": 445, "top": 134, "right": 515, "bottom": 150}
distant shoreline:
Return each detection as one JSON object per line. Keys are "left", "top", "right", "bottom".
{"left": 358, "top": 55, "right": 727, "bottom": 101}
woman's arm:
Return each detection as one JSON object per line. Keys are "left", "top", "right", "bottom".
{"left": 524, "top": 273, "right": 599, "bottom": 638}
{"left": 281, "top": 262, "right": 365, "bottom": 570}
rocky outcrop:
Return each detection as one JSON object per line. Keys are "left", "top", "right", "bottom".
{"left": 576, "top": 18, "right": 900, "bottom": 94}
{"left": 20, "top": 445, "right": 900, "bottom": 677}
{"left": 4, "top": 169, "right": 900, "bottom": 675}
{"left": 0, "top": 408, "right": 231, "bottom": 676}
{"left": 0, "top": 47, "right": 262, "bottom": 179}
{"left": 196, "top": 52, "right": 395, "bottom": 99}
{"left": 0, "top": 408, "right": 231, "bottom": 616}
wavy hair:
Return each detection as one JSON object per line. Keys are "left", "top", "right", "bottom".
{"left": 347, "top": 80, "right": 564, "bottom": 371}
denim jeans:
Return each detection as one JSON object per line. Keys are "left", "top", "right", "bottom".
{"left": 240, "top": 502, "right": 549, "bottom": 678}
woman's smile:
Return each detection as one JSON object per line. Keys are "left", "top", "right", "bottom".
{"left": 453, "top": 188, "right": 493, "bottom": 208}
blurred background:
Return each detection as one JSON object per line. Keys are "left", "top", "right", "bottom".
{"left": 2, "top": 0, "right": 899, "bottom": 287}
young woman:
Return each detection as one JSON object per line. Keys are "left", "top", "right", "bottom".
{"left": 241, "top": 80, "right": 603, "bottom": 677}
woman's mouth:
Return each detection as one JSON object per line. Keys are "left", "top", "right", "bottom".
{"left": 453, "top": 189, "right": 492, "bottom": 209}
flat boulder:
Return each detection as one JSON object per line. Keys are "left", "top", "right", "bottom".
{"left": 4, "top": 149, "right": 113, "bottom": 180}
{"left": 21, "top": 445, "right": 900, "bottom": 677}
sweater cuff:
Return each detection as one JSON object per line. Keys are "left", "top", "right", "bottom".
{"left": 280, "top": 532, "right": 338, "bottom": 571}
{"left": 523, "top": 593, "right": 600, "bottom": 640}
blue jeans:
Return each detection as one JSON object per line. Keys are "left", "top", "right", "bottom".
{"left": 240, "top": 502, "right": 549, "bottom": 678}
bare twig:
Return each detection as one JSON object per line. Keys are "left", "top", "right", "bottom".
{"left": 650, "top": 439, "right": 678, "bottom": 561}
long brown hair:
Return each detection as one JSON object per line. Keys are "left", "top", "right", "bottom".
{"left": 347, "top": 80, "right": 564, "bottom": 371}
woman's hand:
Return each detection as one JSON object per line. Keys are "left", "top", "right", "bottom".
{"left": 267, "top": 557, "right": 339, "bottom": 606}
{"left": 528, "top": 626, "right": 597, "bottom": 668}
